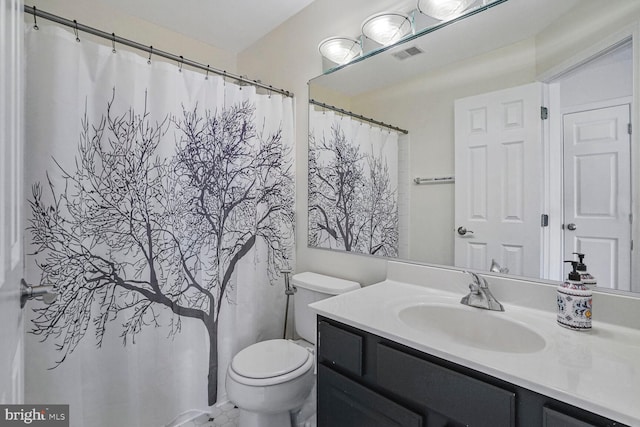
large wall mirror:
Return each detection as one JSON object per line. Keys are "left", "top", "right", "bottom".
{"left": 308, "top": 0, "right": 640, "bottom": 293}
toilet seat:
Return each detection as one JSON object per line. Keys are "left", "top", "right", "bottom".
{"left": 229, "top": 339, "right": 314, "bottom": 387}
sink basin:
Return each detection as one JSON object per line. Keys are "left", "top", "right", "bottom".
{"left": 398, "top": 303, "right": 546, "bottom": 354}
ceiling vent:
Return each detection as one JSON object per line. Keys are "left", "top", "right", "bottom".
{"left": 391, "top": 46, "right": 424, "bottom": 60}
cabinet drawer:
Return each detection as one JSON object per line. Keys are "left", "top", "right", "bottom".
{"left": 376, "top": 344, "right": 515, "bottom": 427}
{"left": 318, "top": 364, "right": 423, "bottom": 427}
{"left": 318, "top": 321, "right": 363, "bottom": 376}
{"left": 543, "top": 407, "right": 600, "bottom": 427}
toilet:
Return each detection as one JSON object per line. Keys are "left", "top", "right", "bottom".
{"left": 226, "top": 272, "right": 360, "bottom": 427}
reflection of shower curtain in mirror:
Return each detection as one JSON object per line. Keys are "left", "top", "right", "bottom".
{"left": 24, "top": 24, "right": 295, "bottom": 427}
{"left": 308, "top": 105, "right": 401, "bottom": 257}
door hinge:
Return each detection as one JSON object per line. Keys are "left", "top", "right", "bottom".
{"left": 628, "top": 123, "right": 632, "bottom": 135}
{"left": 632, "top": 240, "right": 634, "bottom": 251}
{"left": 541, "top": 106, "right": 549, "bottom": 120}
{"left": 630, "top": 213, "right": 633, "bottom": 224}
{"left": 541, "top": 214, "right": 549, "bottom": 227}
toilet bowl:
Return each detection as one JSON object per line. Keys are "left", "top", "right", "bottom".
{"left": 226, "top": 339, "right": 315, "bottom": 427}
{"left": 226, "top": 273, "right": 360, "bottom": 427}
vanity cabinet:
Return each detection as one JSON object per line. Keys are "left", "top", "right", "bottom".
{"left": 317, "top": 317, "right": 626, "bottom": 427}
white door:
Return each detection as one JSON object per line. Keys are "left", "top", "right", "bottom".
{"left": 0, "top": 0, "right": 25, "bottom": 404}
{"left": 454, "top": 83, "right": 543, "bottom": 277}
{"left": 563, "top": 104, "right": 631, "bottom": 291}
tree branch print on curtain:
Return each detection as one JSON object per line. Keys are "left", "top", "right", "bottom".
{"left": 308, "top": 122, "right": 399, "bottom": 257}
{"left": 28, "top": 90, "right": 294, "bottom": 406}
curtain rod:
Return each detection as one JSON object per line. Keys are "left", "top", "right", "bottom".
{"left": 309, "top": 99, "right": 408, "bottom": 134}
{"left": 24, "top": 5, "right": 293, "bottom": 98}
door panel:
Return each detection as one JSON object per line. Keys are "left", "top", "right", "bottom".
{"left": 469, "top": 145, "right": 488, "bottom": 220}
{"left": 0, "top": 0, "right": 24, "bottom": 404}
{"left": 455, "top": 83, "right": 543, "bottom": 277}
{"left": 563, "top": 105, "right": 631, "bottom": 290}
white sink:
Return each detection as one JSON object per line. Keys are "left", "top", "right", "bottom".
{"left": 398, "top": 303, "right": 546, "bottom": 354}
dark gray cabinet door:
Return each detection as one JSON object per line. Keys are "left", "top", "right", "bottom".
{"left": 318, "top": 320, "right": 364, "bottom": 376}
{"left": 377, "top": 344, "right": 516, "bottom": 427}
{"left": 318, "top": 364, "right": 423, "bottom": 427}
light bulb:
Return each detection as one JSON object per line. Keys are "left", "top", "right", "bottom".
{"left": 318, "top": 37, "right": 362, "bottom": 65}
{"left": 417, "top": 0, "right": 476, "bottom": 21}
{"left": 362, "top": 13, "right": 412, "bottom": 46}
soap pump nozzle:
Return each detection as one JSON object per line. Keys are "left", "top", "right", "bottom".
{"left": 573, "top": 252, "right": 587, "bottom": 272}
{"left": 564, "top": 260, "right": 581, "bottom": 282}
{"left": 573, "top": 251, "right": 597, "bottom": 286}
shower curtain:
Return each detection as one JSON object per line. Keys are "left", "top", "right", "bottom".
{"left": 308, "top": 105, "right": 400, "bottom": 257}
{"left": 24, "top": 23, "right": 295, "bottom": 427}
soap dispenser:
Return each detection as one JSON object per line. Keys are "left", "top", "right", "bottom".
{"left": 557, "top": 261, "right": 592, "bottom": 331}
{"left": 573, "top": 252, "right": 597, "bottom": 287}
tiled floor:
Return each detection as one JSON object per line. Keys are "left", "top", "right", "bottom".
{"left": 174, "top": 395, "right": 316, "bottom": 427}
{"left": 175, "top": 403, "right": 239, "bottom": 427}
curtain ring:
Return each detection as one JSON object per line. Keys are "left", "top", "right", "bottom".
{"left": 268, "top": 85, "right": 273, "bottom": 99}
{"left": 178, "top": 55, "right": 184, "bottom": 73}
{"left": 32, "top": 6, "right": 39, "bottom": 30}
{"left": 222, "top": 71, "right": 227, "bottom": 86}
{"left": 147, "top": 46, "right": 153, "bottom": 64}
{"left": 205, "top": 65, "right": 210, "bottom": 80}
{"left": 111, "top": 33, "right": 116, "bottom": 54}
{"left": 73, "top": 20, "right": 80, "bottom": 42}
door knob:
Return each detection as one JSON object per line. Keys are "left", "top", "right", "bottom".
{"left": 566, "top": 223, "right": 577, "bottom": 231}
{"left": 457, "top": 226, "right": 474, "bottom": 236}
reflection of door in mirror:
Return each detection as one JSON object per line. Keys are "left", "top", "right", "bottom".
{"left": 554, "top": 41, "right": 634, "bottom": 292}
{"left": 454, "top": 83, "right": 543, "bottom": 278}
{"left": 563, "top": 105, "right": 631, "bottom": 291}
{"left": 452, "top": 42, "right": 635, "bottom": 291}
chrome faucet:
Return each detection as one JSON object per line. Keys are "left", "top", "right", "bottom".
{"left": 490, "top": 259, "right": 509, "bottom": 274}
{"left": 460, "top": 271, "right": 504, "bottom": 311}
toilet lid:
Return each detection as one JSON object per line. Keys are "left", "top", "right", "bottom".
{"left": 231, "top": 339, "right": 311, "bottom": 379}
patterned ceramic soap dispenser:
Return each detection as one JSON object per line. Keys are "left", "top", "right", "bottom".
{"left": 574, "top": 252, "right": 597, "bottom": 287}
{"left": 557, "top": 260, "right": 592, "bottom": 331}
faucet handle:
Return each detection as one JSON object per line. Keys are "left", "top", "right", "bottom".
{"left": 465, "top": 270, "right": 481, "bottom": 284}
{"left": 478, "top": 275, "right": 489, "bottom": 289}
{"left": 464, "top": 271, "right": 480, "bottom": 294}
{"left": 465, "top": 270, "right": 488, "bottom": 291}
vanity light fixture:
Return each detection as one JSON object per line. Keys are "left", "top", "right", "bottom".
{"left": 361, "top": 12, "right": 412, "bottom": 46}
{"left": 318, "top": 37, "right": 363, "bottom": 65}
{"left": 417, "top": 0, "right": 476, "bottom": 21}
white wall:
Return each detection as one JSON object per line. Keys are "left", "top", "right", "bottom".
{"left": 557, "top": 42, "right": 633, "bottom": 109}
{"left": 535, "top": 0, "right": 640, "bottom": 77}
{"left": 27, "top": 0, "right": 237, "bottom": 73}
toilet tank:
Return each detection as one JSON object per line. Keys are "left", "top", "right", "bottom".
{"left": 292, "top": 272, "right": 360, "bottom": 344}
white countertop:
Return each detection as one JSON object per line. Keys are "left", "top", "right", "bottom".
{"left": 310, "top": 280, "right": 640, "bottom": 425}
